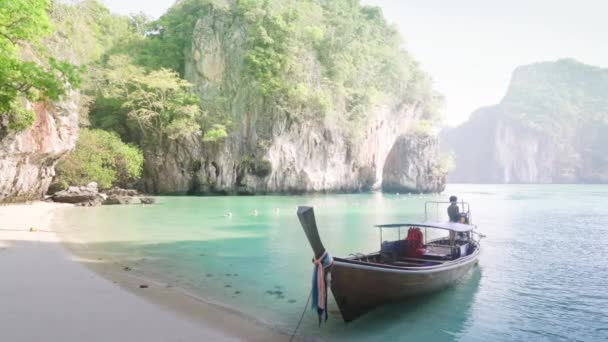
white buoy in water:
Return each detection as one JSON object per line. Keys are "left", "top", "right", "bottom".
{"left": 251, "top": 209, "right": 259, "bottom": 216}
{"left": 224, "top": 212, "right": 233, "bottom": 218}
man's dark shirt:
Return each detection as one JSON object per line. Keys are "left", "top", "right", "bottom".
{"left": 448, "top": 204, "right": 460, "bottom": 222}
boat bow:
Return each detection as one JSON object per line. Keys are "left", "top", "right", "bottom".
{"left": 297, "top": 206, "right": 326, "bottom": 259}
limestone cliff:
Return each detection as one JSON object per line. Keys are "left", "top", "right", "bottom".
{"left": 143, "top": 1, "right": 445, "bottom": 194}
{"left": 0, "top": 96, "right": 80, "bottom": 202}
{"left": 441, "top": 59, "right": 608, "bottom": 183}
{"left": 382, "top": 133, "right": 446, "bottom": 193}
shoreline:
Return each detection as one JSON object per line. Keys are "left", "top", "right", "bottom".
{"left": 0, "top": 202, "right": 290, "bottom": 341}
{"left": 59, "top": 232, "right": 292, "bottom": 340}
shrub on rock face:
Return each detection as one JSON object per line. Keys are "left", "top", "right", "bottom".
{"left": 55, "top": 128, "right": 143, "bottom": 189}
{"left": 253, "top": 160, "right": 272, "bottom": 178}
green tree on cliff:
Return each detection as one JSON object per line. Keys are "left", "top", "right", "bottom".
{"left": 0, "top": 0, "right": 80, "bottom": 132}
{"left": 93, "top": 55, "right": 226, "bottom": 147}
{"left": 132, "top": 0, "right": 442, "bottom": 128}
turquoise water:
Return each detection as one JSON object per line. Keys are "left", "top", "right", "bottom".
{"left": 54, "top": 185, "right": 608, "bottom": 341}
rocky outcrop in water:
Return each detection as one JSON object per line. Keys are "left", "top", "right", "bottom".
{"left": 143, "top": 2, "right": 445, "bottom": 195}
{"left": 0, "top": 96, "right": 80, "bottom": 202}
{"left": 51, "top": 183, "right": 155, "bottom": 206}
{"left": 441, "top": 59, "right": 608, "bottom": 183}
{"left": 52, "top": 182, "right": 103, "bottom": 206}
{"left": 102, "top": 187, "right": 155, "bottom": 205}
{"left": 382, "top": 133, "right": 446, "bottom": 193}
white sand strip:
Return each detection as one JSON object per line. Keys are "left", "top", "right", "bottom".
{"left": 0, "top": 203, "right": 267, "bottom": 342}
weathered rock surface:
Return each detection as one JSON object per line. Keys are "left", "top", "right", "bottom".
{"left": 102, "top": 195, "right": 134, "bottom": 205}
{"left": 102, "top": 187, "right": 155, "bottom": 205}
{"left": 139, "top": 197, "right": 155, "bottom": 204}
{"left": 382, "top": 133, "right": 446, "bottom": 193}
{"left": 52, "top": 183, "right": 103, "bottom": 206}
{"left": 102, "top": 187, "right": 156, "bottom": 205}
{"left": 106, "top": 187, "right": 139, "bottom": 197}
{"left": 102, "top": 195, "right": 155, "bottom": 205}
{"left": 51, "top": 184, "right": 155, "bottom": 206}
{"left": 0, "top": 96, "right": 80, "bottom": 202}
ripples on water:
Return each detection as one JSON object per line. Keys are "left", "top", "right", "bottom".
{"left": 54, "top": 185, "right": 608, "bottom": 341}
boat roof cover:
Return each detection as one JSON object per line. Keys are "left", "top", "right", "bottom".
{"left": 374, "top": 222, "right": 474, "bottom": 232}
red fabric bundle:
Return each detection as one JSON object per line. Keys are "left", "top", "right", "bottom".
{"left": 406, "top": 228, "right": 425, "bottom": 257}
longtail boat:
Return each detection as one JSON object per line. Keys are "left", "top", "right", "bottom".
{"left": 297, "top": 201, "right": 482, "bottom": 322}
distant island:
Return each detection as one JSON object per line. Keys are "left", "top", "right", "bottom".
{"left": 441, "top": 59, "right": 608, "bottom": 184}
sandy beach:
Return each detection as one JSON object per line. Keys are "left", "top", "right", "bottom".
{"left": 0, "top": 202, "right": 287, "bottom": 342}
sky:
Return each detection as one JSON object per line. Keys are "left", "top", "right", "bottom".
{"left": 100, "top": 0, "right": 608, "bottom": 126}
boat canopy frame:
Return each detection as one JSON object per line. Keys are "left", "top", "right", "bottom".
{"left": 374, "top": 222, "right": 475, "bottom": 233}
{"left": 374, "top": 222, "right": 476, "bottom": 246}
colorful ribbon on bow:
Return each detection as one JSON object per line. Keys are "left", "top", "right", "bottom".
{"left": 311, "top": 250, "right": 333, "bottom": 325}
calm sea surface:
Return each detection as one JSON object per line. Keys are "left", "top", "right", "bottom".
{"left": 53, "top": 185, "right": 608, "bottom": 341}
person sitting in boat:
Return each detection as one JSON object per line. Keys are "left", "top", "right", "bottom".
{"left": 447, "top": 196, "right": 460, "bottom": 222}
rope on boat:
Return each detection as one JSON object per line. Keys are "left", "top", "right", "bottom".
{"left": 289, "top": 289, "right": 312, "bottom": 342}
{"left": 312, "top": 251, "right": 333, "bottom": 325}
{"left": 290, "top": 251, "right": 333, "bottom": 340}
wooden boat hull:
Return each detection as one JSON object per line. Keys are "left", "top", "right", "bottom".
{"left": 330, "top": 252, "right": 479, "bottom": 322}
